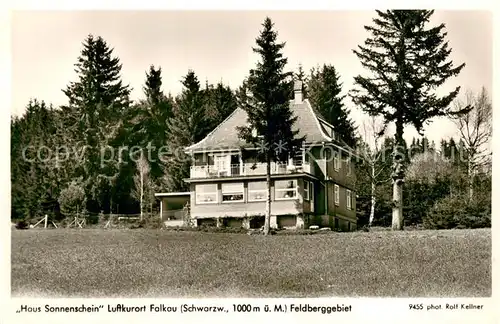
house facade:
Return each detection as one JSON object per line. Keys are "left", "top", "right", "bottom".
{"left": 157, "top": 81, "right": 358, "bottom": 231}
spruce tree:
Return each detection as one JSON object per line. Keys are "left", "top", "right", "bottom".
{"left": 128, "top": 65, "right": 173, "bottom": 182}
{"left": 350, "top": 10, "right": 468, "bottom": 230}
{"left": 308, "top": 64, "right": 357, "bottom": 148}
{"left": 143, "top": 65, "right": 164, "bottom": 106}
{"left": 294, "top": 63, "right": 308, "bottom": 98}
{"left": 237, "top": 17, "right": 304, "bottom": 235}
{"left": 11, "top": 100, "right": 60, "bottom": 219}
{"left": 62, "top": 34, "right": 131, "bottom": 212}
{"left": 164, "top": 70, "right": 209, "bottom": 192}
{"left": 204, "top": 81, "right": 238, "bottom": 128}
{"left": 170, "top": 70, "right": 210, "bottom": 145}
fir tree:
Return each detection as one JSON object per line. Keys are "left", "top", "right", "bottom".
{"left": 237, "top": 17, "right": 304, "bottom": 235}
{"left": 350, "top": 10, "right": 468, "bottom": 230}
{"left": 308, "top": 64, "right": 357, "bottom": 148}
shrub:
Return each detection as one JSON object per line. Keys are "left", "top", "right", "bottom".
{"left": 129, "top": 216, "right": 164, "bottom": 229}
{"left": 86, "top": 213, "right": 100, "bottom": 225}
{"left": 424, "top": 194, "right": 491, "bottom": 229}
{"left": 274, "top": 229, "right": 334, "bottom": 236}
{"left": 58, "top": 180, "right": 86, "bottom": 217}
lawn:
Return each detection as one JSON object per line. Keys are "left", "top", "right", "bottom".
{"left": 11, "top": 228, "right": 491, "bottom": 298}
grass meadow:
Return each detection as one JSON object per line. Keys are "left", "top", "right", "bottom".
{"left": 11, "top": 228, "right": 491, "bottom": 298}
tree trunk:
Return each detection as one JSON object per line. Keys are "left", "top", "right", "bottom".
{"left": 392, "top": 119, "right": 405, "bottom": 230}
{"left": 140, "top": 173, "right": 144, "bottom": 221}
{"left": 264, "top": 159, "right": 271, "bottom": 235}
{"left": 392, "top": 178, "right": 403, "bottom": 230}
{"left": 369, "top": 163, "right": 376, "bottom": 226}
{"left": 467, "top": 159, "right": 474, "bottom": 201}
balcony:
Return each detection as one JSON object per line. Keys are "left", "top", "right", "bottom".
{"left": 190, "top": 162, "right": 313, "bottom": 179}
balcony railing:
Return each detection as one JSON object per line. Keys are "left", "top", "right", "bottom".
{"left": 190, "top": 162, "right": 312, "bottom": 179}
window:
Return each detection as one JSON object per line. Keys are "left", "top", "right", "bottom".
{"left": 304, "top": 181, "right": 310, "bottom": 200}
{"left": 214, "top": 154, "right": 230, "bottom": 174}
{"left": 248, "top": 181, "right": 267, "bottom": 201}
{"left": 196, "top": 184, "right": 218, "bottom": 204}
{"left": 334, "top": 151, "right": 340, "bottom": 171}
{"left": 275, "top": 180, "right": 298, "bottom": 200}
{"left": 222, "top": 182, "right": 244, "bottom": 202}
{"left": 346, "top": 189, "right": 352, "bottom": 210}
{"left": 323, "top": 147, "right": 332, "bottom": 160}
{"left": 346, "top": 158, "right": 351, "bottom": 176}
{"left": 334, "top": 184, "right": 340, "bottom": 206}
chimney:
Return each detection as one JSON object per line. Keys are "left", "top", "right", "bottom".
{"left": 294, "top": 80, "right": 303, "bottom": 104}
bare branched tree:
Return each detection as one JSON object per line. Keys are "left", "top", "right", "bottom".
{"left": 360, "top": 116, "right": 389, "bottom": 226}
{"left": 132, "top": 153, "right": 151, "bottom": 221}
{"left": 452, "top": 87, "right": 492, "bottom": 199}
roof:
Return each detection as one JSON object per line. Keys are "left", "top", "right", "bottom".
{"left": 185, "top": 99, "right": 350, "bottom": 153}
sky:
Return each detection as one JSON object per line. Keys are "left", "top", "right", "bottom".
{"left": 10, "top": 10, "right": 492, "bottom": 146}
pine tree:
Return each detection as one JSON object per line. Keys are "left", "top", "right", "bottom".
{"left": 62, "top": 34, "right": 131, "bottom": 212}
{"left": 237, "top": 17, "right": 304, "bottom": 235}
{"left": 350, "top": 10, "right": 468, "bottom": 230}
{"left": 308, "top": 64, "right": 357, "bottom": 148}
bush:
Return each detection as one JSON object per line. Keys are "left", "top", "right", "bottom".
{"left": 424, "top": 194, "right": 491, "bottom": 229}
{"left": 196, "top": 226, "right": 248, "bottom": 234}
{"left": 15, "top": 220, "right": 29, "bottom": 230}
{"left": 130, "top": 217, "right": 164, "bottom": 229}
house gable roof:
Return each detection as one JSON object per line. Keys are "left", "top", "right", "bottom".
{"left": 185, "top": 99, "right": 350, "bottom": 153}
